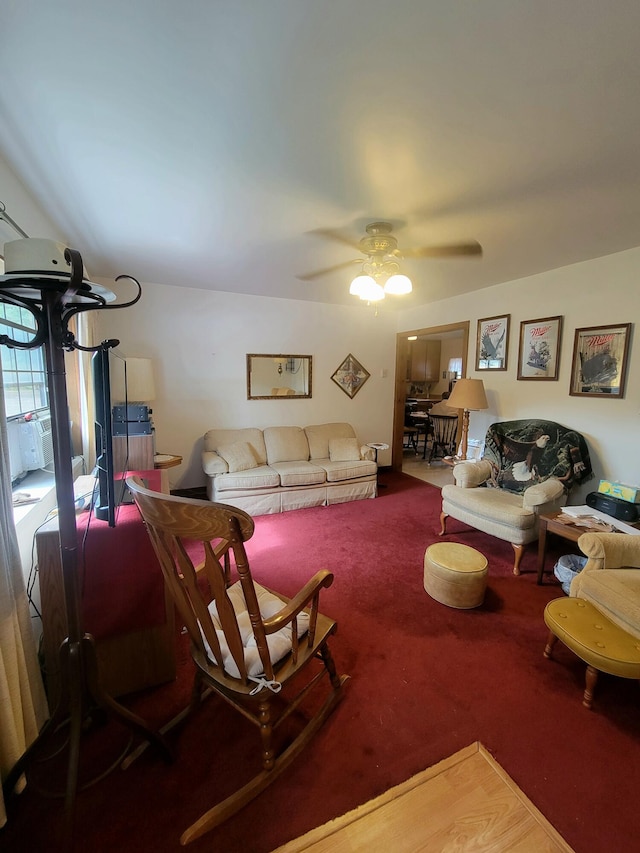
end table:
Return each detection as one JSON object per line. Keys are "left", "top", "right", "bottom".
{"left": 367, "top": 442, "right": 389, "bottom": 489}
{"left": 154, "top": 453, "right": 183, "bottom": 469}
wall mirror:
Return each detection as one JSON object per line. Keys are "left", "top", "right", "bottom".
{"left": 247, "top": 354, "right": 312, "bottom": 399}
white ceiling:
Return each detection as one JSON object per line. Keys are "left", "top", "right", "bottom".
{"left": 2, "top": 1, "right": 640, "bottom": 308}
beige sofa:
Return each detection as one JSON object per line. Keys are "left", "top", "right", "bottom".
{"left": 202, "top": 422, "right": 377, "bottom": 515}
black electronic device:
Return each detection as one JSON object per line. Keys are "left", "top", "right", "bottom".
{"left": 113, "top": 421, "right": 152, "bottom": 436}
{"left": 112, "top": 403, "right": 153, "bottom": 435}
{"left": 586, "top": 491, "right": 638, "bottom": 522}
{"left": 92, "top": 347, "right": 130, "bottom": 526}
{"left": 113, "top": 403, "right": 151, "bottom": 422}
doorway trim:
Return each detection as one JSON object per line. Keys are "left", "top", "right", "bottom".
{"left": 392, "top": 320, "right": 470, "bottom": 471}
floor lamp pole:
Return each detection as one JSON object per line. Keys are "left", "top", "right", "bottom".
{"left": 459, "top": 408, "right": 470, "bottom": 461}
{"left": 1, "top": 250, "right": 171, "bottom": 847}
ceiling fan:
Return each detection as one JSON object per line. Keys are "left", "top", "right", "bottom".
{"left": 295, "top": 221, "right": 482, "bottom": 287}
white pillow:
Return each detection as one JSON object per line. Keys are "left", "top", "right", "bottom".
{"left": 203, "top": 581, "right": 310, "bottom": 679}
{"left": 217, "top": 441, "right": 258, "bottom": 473}
{"left": 328, "top": 437, "right": 360, "bottom": 462}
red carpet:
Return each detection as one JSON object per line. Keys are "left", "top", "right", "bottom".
{"left": 3, "top": 471, "right": 639, "bottom": 852}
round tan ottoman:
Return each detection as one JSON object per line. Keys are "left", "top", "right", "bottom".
{"left": 424, "top": 542, "right": 488, "bottom": 609}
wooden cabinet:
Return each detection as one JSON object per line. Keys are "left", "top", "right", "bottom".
{"left": 113, "top": 433, "right": 154, "bottom": 472}
{"left": 407, "top": 340, "right": 441, "bottom": 382}
{"left": 37, "top": 469, "right": 175, "bottom": 711}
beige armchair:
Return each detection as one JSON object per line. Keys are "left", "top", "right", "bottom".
{"left": 440, "top": 419, "right": 592, "bottom": 575}
{"left": 571, "top": 532, "right": 640, "bottom": 640}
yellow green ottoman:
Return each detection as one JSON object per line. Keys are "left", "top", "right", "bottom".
{"left": 544, "top": 597, "right": 640, "bottom": 709}
{"left": 424, "top": 542, "right": 488, "bottom": 609}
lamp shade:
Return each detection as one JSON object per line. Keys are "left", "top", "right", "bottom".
{"left": 125, "top": 357, "right": 156, "bottom": 402}
{"left": 384, "top": 274, "right": 412, "bottom": 295}
{"left": 447, "top": 378, "right": 488, "bottom": 411}
{"left": 350, "top": 274, "right": 386, "bottom": 301}
{"left": 349, "top": 275, "right": 370, "bottom": 296}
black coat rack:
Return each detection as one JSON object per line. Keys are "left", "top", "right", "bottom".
{"left": 0, "top": 240, "right": 171, "bottom": 846}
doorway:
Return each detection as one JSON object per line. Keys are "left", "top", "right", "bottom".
{"left": 392, "top": 320, "right": 470, "bottom": 474}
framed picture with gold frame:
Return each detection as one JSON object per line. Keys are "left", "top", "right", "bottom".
{"left": 517, "top": 316, "right": 563, "bottom": 380}
{"left": 331, "top": 353, "right": 370, "bottom": 399}
{"left": 569, "top": 323, "right": 631, "bottom": 398}
{"left": 476, "top": 314, "right": 510, "bottom": 370}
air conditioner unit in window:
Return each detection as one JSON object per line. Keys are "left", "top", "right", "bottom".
{"left": 7, "top": 418, "right": 27, "bottom": 483}
{"left": 18, "top": 412, "right": 54, "bottom": 473}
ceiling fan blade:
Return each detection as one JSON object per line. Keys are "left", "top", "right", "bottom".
{"left": 296, "top": 258, "right": 363, "bottom": 282}
{"left": 402, "top": 241, "right": 483, "bottom": 259}
{"left": 308, "top": 228, "right": 362, "bottom": 251}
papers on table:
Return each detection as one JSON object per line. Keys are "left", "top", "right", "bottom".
{"left": 562, "top": 505, "right": 640, "bottom": 535}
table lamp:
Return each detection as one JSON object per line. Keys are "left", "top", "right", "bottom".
{"left": 446, "top": 378, "right": 488, "bottom": 460}
{"left": 125, "top": 357, "right": 156, "bottom": 403}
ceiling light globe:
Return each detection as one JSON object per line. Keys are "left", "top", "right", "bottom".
{"left": 384, "top": 274, "right": 412, "bottom": 295}
{"left": 360, "top": 280, "right": 385, "bottom": 301}
{"left": 349, "top": 274, "right": 372, "bottom": 296}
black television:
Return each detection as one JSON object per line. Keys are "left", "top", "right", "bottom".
{"left": 92, "top": 342, "right": 127, "bottom": 526}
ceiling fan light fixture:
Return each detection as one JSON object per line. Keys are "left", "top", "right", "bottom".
{"left": 297, "top": 221, "right": 482, "bottom": 294}
{"left": 361, "top": 280, "right": 385, "bottom": 301}
{"left": 384, "top": 273, "right": 412, "bottom": 295}
{"left": 351, "top": 275, "right": 385, "bottom": 301}
{"left": 349, "top": 274, "right": 371, "bottom": 296}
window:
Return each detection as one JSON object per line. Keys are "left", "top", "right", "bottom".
{"left": 447, "top": 357, "right": 463, "bottom": 378}
{"left": 0, "top": 303, "right": 49, "bottom": 417}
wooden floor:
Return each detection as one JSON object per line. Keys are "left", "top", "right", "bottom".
{"left": 272, "top": 742, "right": 574, "bottom": 853}
{"left": 402, "top": 456, "right": 455, "bottom": 488}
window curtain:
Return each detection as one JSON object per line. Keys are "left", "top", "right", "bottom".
{"left": 63, "top": 311, "right": 98, "bottom": 469}
{"left": 76, "top": 311, "right": 97, "bottom": 470}
{"left": 447, "top": 357, "right": 463, "bottom": 378}
{"left": 0, "top": 371, "right": 49, "bottom": 827}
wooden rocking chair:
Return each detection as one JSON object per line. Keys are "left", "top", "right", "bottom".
{"left": 125, "top": 476, "right": 349, "bottom": 845}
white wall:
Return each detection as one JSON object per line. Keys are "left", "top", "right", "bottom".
{"left": 95, "top": 282, "right": 398, "bottom": 489}
{"left": 0, "top": 151, "right": 66, "bottom": 246}
{"left": 398, "top": 249, "right": 640, "bottom": 502}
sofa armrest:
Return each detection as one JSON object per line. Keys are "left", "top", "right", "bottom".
{"left": 578, "top": 531, "right": 640, "bottom": 571}
{"left": 360, "top": 445, "right": 376, "bottom": 462}
{"left": 202, "top": 450, "right": 228, "bottom": 476}
{"left": 522, "top": 477, "right": 564, "bottom": 509}
{"left": 452, "top": 459, "right": 492, "bottom": 488}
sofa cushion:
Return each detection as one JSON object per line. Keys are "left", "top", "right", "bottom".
{"left": 264, "top": 426, "right": 310, "bottom": 464}
{"left": 217, "top": 441, "right": 258, "bottom": 473}
{"left": 202, "top": 451, "right": 228, "bottom": 477}
{"left": 203, "top": 428, "right": 268, "bottom": 465}
{"left": 329, "top": 437, "right": 360, "bottom": 462}
{"left": 441, "top": 483, "right": 537, "bottom": 531}
{"left": 203, "top": 581, "right": 310, "bottom": 679}
{"left": 305, "top": 423, "right": 357, "bottom": 460}
{"left": 317, "top": 458, "right": 377, "bottom": 483}
{"left": 215, "top": 465, "right": 280, "bottom": 492}
{"left": 269, "top": 461, "right": 326, "bottom": 487}
{"left": 571, "top": 569, "right": 640, "bottom": 640}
